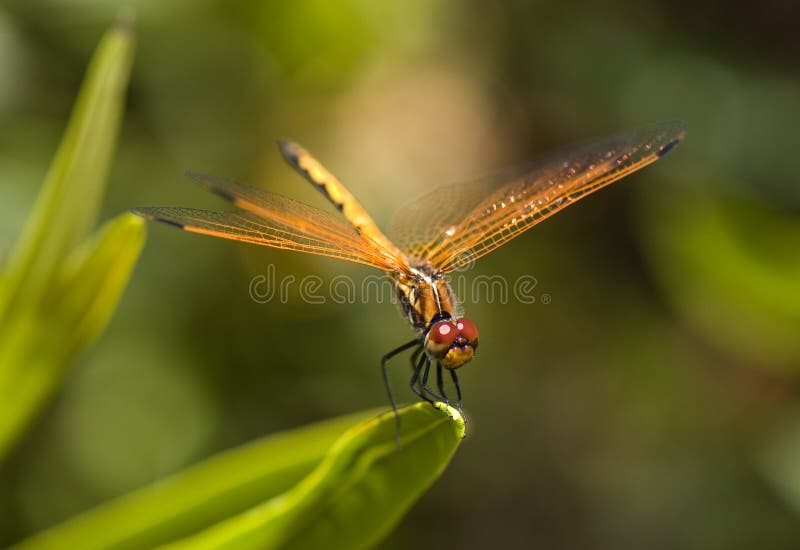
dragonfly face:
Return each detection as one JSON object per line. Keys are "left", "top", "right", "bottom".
{"left": 133, "top": 122, "right": 686, "bottom": 446}
{"left": 425, "top": 317, "right": 479, "bottom": 369}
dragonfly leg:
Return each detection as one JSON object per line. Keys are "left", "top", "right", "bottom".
{"left": 410, "top": 353, "right": 434, "bottom": 405}
{"left": 409, "top": 346, "right": 423, "bottom": 372}
{"left": 421, "top": 357, "right": 447, "bottom": 404}
{"left": 436, "top": 361, "right": 450, "bottom": 406}
{"left": 449, "top": 369, "right": 466, "bottom": 422}
{"left": 382, "top": 339, "right": 420, "bottom": 450}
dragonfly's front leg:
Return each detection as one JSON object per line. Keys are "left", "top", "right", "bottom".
{"left": 410, "top": 353, "right": 434, "bottom": 404}
{"left": 382, "top": 339, "right": 420, "bottom": 449}
{"left": 436, "top": 361, "right": 450, "bottom": 407}
{"left": 420, "top": 356, "right": 447, "bottom": 404}
{"left": 450, "top": 369, "right": 466, "bottom": 422}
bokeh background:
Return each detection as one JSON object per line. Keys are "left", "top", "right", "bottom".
{"left": 1, "top": 1, "right": 799, "bottom": 548}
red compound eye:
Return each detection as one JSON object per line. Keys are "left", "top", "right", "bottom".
{"left": 456, "top": 318, "right": 479, "bottom": 342}
{"left": 429, "top": 320, "right": 458, "bottom": 346}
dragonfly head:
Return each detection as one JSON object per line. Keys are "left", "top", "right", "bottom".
{"left": 425, "top": 317, "right": 479, "bottom": 369}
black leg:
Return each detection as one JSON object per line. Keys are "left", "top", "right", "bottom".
{"left": 449, "top": 369, "right": 465, "bottom": 420}
{"left": 436, "top": 362, "right": 449, "bottom": 405}
{"left": 421, "top": 357, "right": 447, "bottom": 404}
{"left": 382, "top": 339, "right": 420, "bottom": 449}
{"left": 410, "top": 353, "right": 433, "bottom": 404}
{"left": 409, "top": 346, "right": 423, "bottom": 372}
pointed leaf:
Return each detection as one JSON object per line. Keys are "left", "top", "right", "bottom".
{"left": 0, "top": 17, "right": 135, "bottom": 317}
{"left": 0, "top": 17, "right": 136, "bottom": 460}
{"left": 11, "top": 409, "right": 382, "bottom": 550}
{"left": 162, "top": 403, "right": 465, "bottom": 550}
{"left": 0, "top": 213, "right": 145, "bottom": 458}
{"left": 55, "top": 212, "right": 146, "bottom": 358}
{"left": 12, "top": 404, "right": 464, "bottom": 550}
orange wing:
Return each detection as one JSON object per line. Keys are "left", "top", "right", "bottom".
{"left": 278, "top": 141, "right": 409, "bottom": 264}
{"left": 133, "top": 173, "right": 410, "bottom": 273}
{"left": 390, "top": 121, "right": 687, "bottom": 272}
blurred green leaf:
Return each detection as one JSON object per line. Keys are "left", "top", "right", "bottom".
{"left": 55, "top": 213, "right": 145, "bottom": 358}
{"left": 13, "top": 403, "right": 464, "bottom": 550}
{"left": 0, "top": 19, "right": 137, "bottom": 460}
{"left": 759, "top": 413, "right": 800, "bottom": 517}
{"left": 0, "top": 19, "right": 135, "bottom": 314}
{"left": 162, "top": 402, "right": 464, "bottom": 550}
{"left": 638, "top": 182, "right": 800, "bottom": 370}
{"left": 248, "top": 0, "right": 375, "bottom": 89}
{"left": 10, "top": 408, "right": 380, "bottom": 550}
{"left": 0, "top": 214, "right": 144, "bottom": 460}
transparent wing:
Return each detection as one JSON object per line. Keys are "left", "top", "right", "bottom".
{"left": 390, "top": 121, "right": 686, "bottom": 272}
{"left": 134, "top": 173, "right": 410, "bottom": 272}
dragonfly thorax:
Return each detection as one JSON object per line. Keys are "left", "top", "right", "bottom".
{"left": 392, "top": 267, "right": 455, "bottom": 333}
{"left": 392, "top": 265, "right": 478, "bottom": 369}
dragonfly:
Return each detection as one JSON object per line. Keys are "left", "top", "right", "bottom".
{"left": 133, "top": 121, "right": 686, "bottom": 442}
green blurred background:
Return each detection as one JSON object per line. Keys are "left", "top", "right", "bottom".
{"left": 1, "top": 1, "right": 799, "bottom": 548}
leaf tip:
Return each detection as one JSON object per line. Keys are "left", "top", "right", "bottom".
{"left": 115, "top": 6, "right": 137, "bottom": 34}
{"left": 433, "top": 402, "right": 467, "bottom": 439}
{"left": 118, "top": 211, "right": 147, "bottom": 233}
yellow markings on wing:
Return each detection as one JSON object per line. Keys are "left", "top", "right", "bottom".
{"left": 279, "top": 140, "right": 410, "bottom": 269}
{"left": 390, "top": 121, "right": 687, "bottom": 272}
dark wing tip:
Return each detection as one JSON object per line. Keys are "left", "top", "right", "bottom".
{"left": 278, "top": 139, "right": 301, "bottom": 166}
{"left": 657, "top": 120, "right": 688, "bottom": 157}
{"left": 640, "top": 120, "right": 686, "bottom": 158}
{"left": 184, "top": 170, "right": 241, "bottom": 203}
{"left": 656, "top": 138, "right": 681, "bottom": 158}
{"left": 130, "top": 207, "right": 185, "bottom": 229}
{"left": 184, "top": 169, "right": 206, "bottom": 182}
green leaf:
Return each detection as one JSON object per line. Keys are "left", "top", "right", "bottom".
{"left": 10, "top": 409, "right": 381, "bottom": 550}
{"left": 162, "top": 403, "right": 465, "bottom": 550}
{"left": 54, "top": 212, "right": 145, "bottom": 359}
{"left": 638, "top": 182, "right": 800, "bottom": 370}
{"left": 12, "top": 403, "right": 465, "bottom": 550}
{"left": 0, "top": 213, "right": 145, "bottom": 459}
{"left": 0, "top": 18, "right": 135, "bottom": 315}
{"left": 0, "top": 18, "right": 137, "bottom": 460}
{"left": 759, "top": 413, "right": 800, "bottom": 517}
